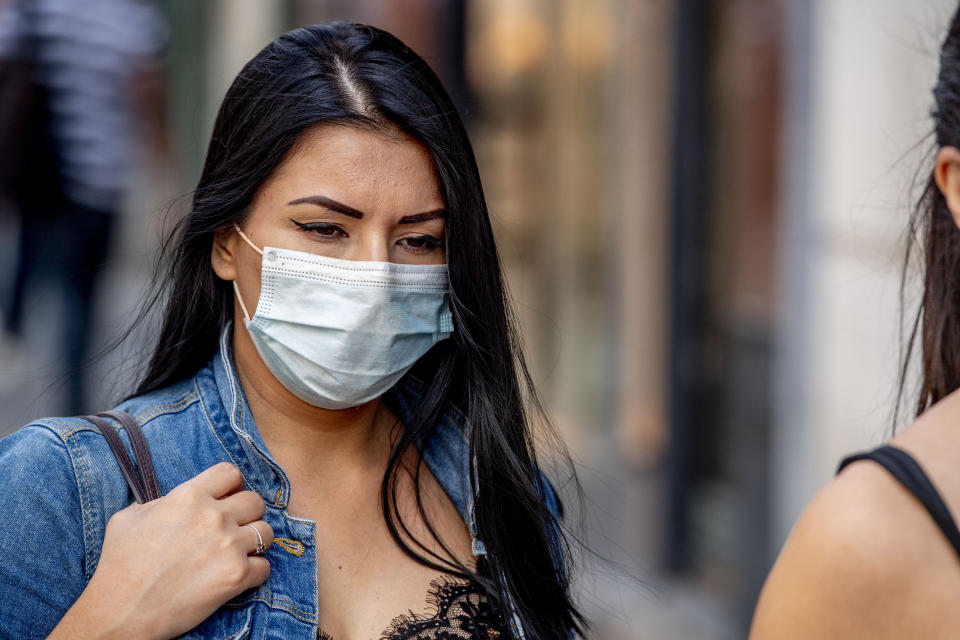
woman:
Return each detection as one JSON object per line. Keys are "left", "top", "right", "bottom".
{"left": 750, "top": 6, "right": 960, "bottom": 639}
{"left": 0, "top": 23, "right": 583, "bottom": 640}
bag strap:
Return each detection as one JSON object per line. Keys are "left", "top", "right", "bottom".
{"left": 83, "top": 410, "right": 161, "bottom": 504}
{"left": 102, "top": 409, "right": 161, "bottom": 501}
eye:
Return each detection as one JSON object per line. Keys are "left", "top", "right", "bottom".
{"left": 291, "top": 219, "right": 347, "bottom": 239}
{"left": 399, "top": 235, "right": 444, "bottom": 253}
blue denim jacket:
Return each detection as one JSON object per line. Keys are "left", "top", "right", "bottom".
{"left": 0, "top": 329, "right": 562, "bottom": 639}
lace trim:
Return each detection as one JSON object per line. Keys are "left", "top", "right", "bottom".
{"left": 317, "top": 576, "right": 504, "bottom": 640}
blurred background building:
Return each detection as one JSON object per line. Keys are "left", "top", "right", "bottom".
{"left": 0, "top": 0, "right": 956, "bottom": 638}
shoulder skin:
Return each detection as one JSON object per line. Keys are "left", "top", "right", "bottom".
{"left": 751, "top": 389, "right": 960, "bottom": 639}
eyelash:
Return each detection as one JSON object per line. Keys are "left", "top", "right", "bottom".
{"left": 293, "top": 220, "right": 346, "bottom": 239}
{"left": 291, "top": 220, "right": 444, "bottom": 253}
{"left": 400, "top": 235, "right": 445, "bottom": 253}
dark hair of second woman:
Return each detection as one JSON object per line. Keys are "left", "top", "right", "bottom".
{"left": 900, "top": 6, "right": 960, "bottom": 422}
{"left": 750, "top": 7, "right": 960, "bottom": 638}
{"left": 133, "top": 22, "right": 584, "bottom": 639}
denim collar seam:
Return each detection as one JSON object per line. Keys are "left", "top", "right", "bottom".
{"left": 449, "top": 417, "right": 487, "bottom": 557}
{"left": 213, "top": 332, "right": 476, "bottom": 541}
{"left": 218, "top": 330, "right": 245, "bottom": 435}
{"left": 215, "top": 334, "right": 291, "bottom": 497}
{"left": 194, "top": 376, "right": 257, "bottom": 492}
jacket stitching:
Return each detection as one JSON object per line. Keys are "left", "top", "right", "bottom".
{"left": 220, "top": 625, "right": 250, "bottom": 640}
{"left": 42, "top": 417, "right": 95, "bottom": 439}
{"left": 50, "top": 393, "right": 200, "bottom": 440}
{"left": 42, "top": 392, "right": 201, "bottom": 583}
{"left": 135, "top": 392, "right": 200, "bottom": 424}
{"left": 281, "top": 510, "right": 316, "bottom": 527}
{"left": 248, "top": 595, "right": 315, "bottom": 618}
{"left": 137, "top": 392, "right": 198, "bottom": 415}
{"left": 217, "top": 340, "right": 290, "bottom": 502}
{"left": 65, "top": 433, "right": 96, "bottom": 580}
{"left": 194, "top": 378, "right": 252, "bottom": 488}
{"left": 223, "top": 593, "right": 317, "bottom": 623}
{"left": 273, "top": 537, "right": 304, "bottom": 556}
{"left": 217, "top": 333, "right": 244, "bottom": 435}
{"left": 62, "top": 424, "right": 95, "bottom": 439}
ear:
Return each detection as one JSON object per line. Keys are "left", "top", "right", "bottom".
{"left": 211, "top": 226, "right": 239, "bottom": 281}
{"left": 935, "top": 146, "right": 960, "bottom": 229}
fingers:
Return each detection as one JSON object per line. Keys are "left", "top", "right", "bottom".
{"left": 220, "top": 490, "right": 266, "bottom": 525}
{"left": 187, "top": 462, "right": 245, "bottom": 499}
{"left": 242, "top": 556, "right": 271, "bottom": 591}
{"left": 224, "top": 554, "right": 271, "bottom": 601}
{"left": 243, "top": 520, "right": 274, "bottom": 555}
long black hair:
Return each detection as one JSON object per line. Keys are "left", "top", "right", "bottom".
{"left": 898, "top": 7, "right": 960, "bottom": 423}
{"left": 135, "top": 22, "right": 584, "bottom": 638}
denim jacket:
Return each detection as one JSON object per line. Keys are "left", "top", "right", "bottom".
{"left": 0, "top": 329, "right": 562, "bottom": 639}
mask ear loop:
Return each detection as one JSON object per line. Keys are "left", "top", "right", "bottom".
{"left": 232, "top": 281, "right": 253, "bottom": 323}
{"left": 231, "top": 224, "right": 263, "bottom": 323}
{"left": 233, "top": 224, "right": 264, "bottom": 255}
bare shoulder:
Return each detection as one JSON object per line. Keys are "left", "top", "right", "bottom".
{"left": 750, "top": 452, "right": 960, "bottom": 639}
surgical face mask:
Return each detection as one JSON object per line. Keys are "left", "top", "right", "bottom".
{"left": 231, "top": 225, "right": 453, "bottom": 410}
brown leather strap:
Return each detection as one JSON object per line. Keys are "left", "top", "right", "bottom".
{"left": 84, "top": 414, "right": 148, "bottom": 504}
{"left": 100, "top": 410, "right": 161, "bottom": 502}
{"left": 83, "top": 410, "right": 161, "bottom": 504}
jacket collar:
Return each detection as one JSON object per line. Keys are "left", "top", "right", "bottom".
{"left": 201, "top": 326, "right": 486, "bottom": 556}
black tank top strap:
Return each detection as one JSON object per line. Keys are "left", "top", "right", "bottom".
{"left": 837, "top": 445, "right": 960, "bottom": 559}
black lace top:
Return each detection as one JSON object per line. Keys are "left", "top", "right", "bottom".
{"left": 316, "top": 577, "right": 505, "bottom": 640}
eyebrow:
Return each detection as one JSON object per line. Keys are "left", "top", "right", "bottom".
{"left": 287, "top": 195, "right": 445, "bottom": 224}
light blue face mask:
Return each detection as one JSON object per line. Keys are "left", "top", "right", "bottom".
{"left": 231, "top": 226, "right": 453, "bottom": 410}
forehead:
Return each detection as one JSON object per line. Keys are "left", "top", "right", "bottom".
{"left": 256, "top": 124, "right": 444, "bottom": 213}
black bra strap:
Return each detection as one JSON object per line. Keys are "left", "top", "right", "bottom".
{"left": 838, "top": 445, "right": 960, "bottom": 559}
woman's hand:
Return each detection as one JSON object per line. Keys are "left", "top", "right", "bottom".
{"left": 49, "top": 462, "right": 274, "bottom": 640}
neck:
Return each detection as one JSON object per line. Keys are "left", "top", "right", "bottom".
{"left": 230, "top": 319, "right": 394, "bottom": 483}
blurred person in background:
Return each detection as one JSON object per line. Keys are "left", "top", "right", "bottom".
{"left": 0, "top": 23, "right": 584, "bottom": 640}
{"left": 0, "top": 0, "right": 169, "bottom": 413}
{"left": 751, "top": 4, "right": 960, "bottom": 638}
